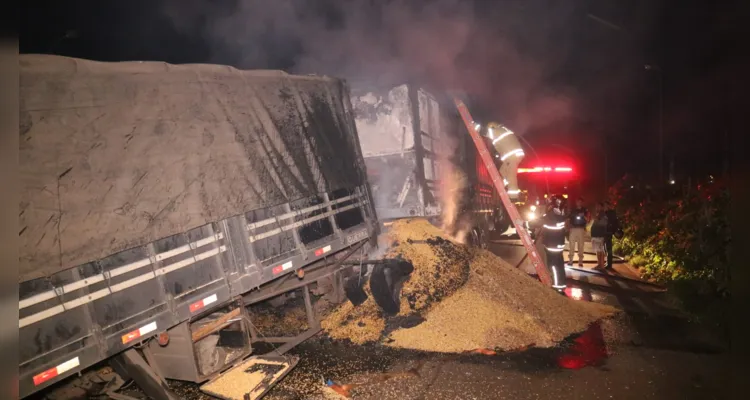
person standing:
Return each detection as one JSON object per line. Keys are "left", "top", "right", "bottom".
{"left": 538, "top": 195, "right": 568, "bottom": 293}
{"left": 604, "top": 201, "right": 621, "bottom": 269}
{"left": 590, "top": 203, "right": 608, "bottom": 269}
{"left": 567, "top": 197, "right": 588, "bottom": 267}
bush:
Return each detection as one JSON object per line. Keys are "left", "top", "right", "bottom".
{"left": 628, "top": 254, "right": 648, "bottom": 268}
{"left": 608, "top": 176, "right": 731, "bottom": 308}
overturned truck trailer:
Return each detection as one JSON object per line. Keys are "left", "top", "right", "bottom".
{"left": 18, "top": 55, "right": 378, "bottom": 399}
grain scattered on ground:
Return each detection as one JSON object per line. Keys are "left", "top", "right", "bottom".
{"left": 322, "top": 218, "right": 619, "bottom": 352}
{"left": 249, "top": 302, "right": 309, "bottom": 337}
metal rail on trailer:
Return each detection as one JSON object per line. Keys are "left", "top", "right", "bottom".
{"left": 19, "top": 188, "right": 377, "bottom": 398}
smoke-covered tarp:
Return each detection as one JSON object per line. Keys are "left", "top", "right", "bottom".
{"left": 19, "top": 55, "right": 369, "bottom": 283}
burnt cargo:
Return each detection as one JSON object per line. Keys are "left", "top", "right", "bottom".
{"left": 351, "top": 84, "right": 504, "bottom": 243}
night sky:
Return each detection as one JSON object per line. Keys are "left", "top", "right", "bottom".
{"left": 21, "top": 0, "right": 739, "bottom": 194}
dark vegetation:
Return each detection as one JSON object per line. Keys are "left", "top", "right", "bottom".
{"left": 609, "top": 175, "right": 730, "bottom": 328}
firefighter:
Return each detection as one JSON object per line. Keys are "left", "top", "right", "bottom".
{"left": 538, "top": 195, "right": 567, "bottom": 293}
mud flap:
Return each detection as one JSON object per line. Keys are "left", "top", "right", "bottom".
{"left": 200, "top": 356, "right": 298, "bottom": 400}
{"left": 370, "top": 260, "right": 414, "bottom": 315}
{"left": 344, "top": 274, "right": 369, "bottom": 306}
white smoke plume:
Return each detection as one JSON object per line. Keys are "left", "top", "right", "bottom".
{"left": 158, "top": 0, "right": 587, "bottom": 245}
{"left": 160, "top": 0, "right": 578, "bottom": 135}
{"left": 435, "top": 130, "right": 470, "bottom": 243}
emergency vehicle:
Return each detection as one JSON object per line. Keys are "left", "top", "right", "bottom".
{"left": 515, "top": 156, "right": 580, "bottom": 235}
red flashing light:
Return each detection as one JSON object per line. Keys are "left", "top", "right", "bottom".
{"left": 518, "top": 166, "right": 573, "bottom": 174}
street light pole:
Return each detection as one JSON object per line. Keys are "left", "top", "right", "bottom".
{"left": 658, "top": 70, "right": 664, "bottom": 187}
{"left": 645, "top": 64, "right": 664, "bottom": 187}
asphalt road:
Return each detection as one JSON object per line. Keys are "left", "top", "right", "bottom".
{"left": 109, "top": 237, "right": 729, "bottom": 400}
{"left": 274, "top": 326, "right": 727, "bottom": 400}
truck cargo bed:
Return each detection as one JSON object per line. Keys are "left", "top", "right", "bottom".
{"left": 18, "top": 55, "right": 377, "bottom": 398}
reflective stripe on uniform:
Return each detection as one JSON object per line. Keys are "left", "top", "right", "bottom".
{"left": 546, "top": 243, "right": 566, "bottom": 252}
{"left": 551, "top": 267, "right": 566, "bottom": 289}
{"left": 492, "top": 131, "right": 514, "bottom": 144}
{"left": 501, "top": 148, "right": 524, "bottom": 161}
{"left": 543, "top": 221, "right": 566, "bottom": 230}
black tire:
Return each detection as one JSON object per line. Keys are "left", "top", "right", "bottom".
{"left": 493, "top": 210, "right": 511, "bottom": 235}
{"left": 467, "top": 228, "right": 488, "bottom": 249}
{"left": 369, "top": 260, "right": 414, "bottom": 315}
{"left": 468, "top": 229, "right": 479, "bottom": 248}
{"left": 344, "top": 276, "right": 368, "bottom": 306}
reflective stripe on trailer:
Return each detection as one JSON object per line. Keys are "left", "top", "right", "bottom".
{"left": 314, "top": 245, "right": 332, "bottom": 257}
{"left": 121, "top": 321, "right": 157, "bottom": 344}
{"left": 19, "top": 245, "right": 228, "bottom": 329}
{"left": 189, "top": 293, "right": 218, "bottom": 313}
{"left": 272, "top": 261, "right": 293, "bottom": 275}
{"left": 19, "top": 234, "right": 225, "bottom": 311}
{"left": 33, "top": 356, "right": 80, "bottom": 386}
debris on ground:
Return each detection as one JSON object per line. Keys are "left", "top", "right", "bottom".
{"left": 325, "top": 380, "right": 355, "bottom": 398}
{"left": 200, "top": 357, "right": 294, "bottom": 400}
{"left": 468, "top": 348, "right": 498, "bottom": 356}
{"left": 322, "top": 218, "right": 618, "bottom": 351}
{"left": 248, "top": 301, "right": 310, "bottom": 337}
{"left": 261, "top": 339, "right": 424, "bottom": 400}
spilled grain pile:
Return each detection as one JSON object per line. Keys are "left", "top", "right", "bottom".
{"left": 322, "top": 219, "right": 472, "bottom": 344}
{"left": 322, "top": 218, "right": 618, "bottom": 352}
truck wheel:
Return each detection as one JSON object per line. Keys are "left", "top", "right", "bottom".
{"left": 468, "top": 229, "right": 487, "bottom": 249}
{"left": 369, "top": 260, "right": 414, "bottom": 316}
{"left": 493, "top": 209, "right": 511, "bottom": 236}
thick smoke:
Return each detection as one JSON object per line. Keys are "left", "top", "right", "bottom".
{"left": 438, "top": 164, "right": 470, "bottom": 244}
{"left": 161, "top": 0, "right": 578, "bottom": 135}
{"left": 434, "top": 124, "right": 470, "bottom": 243}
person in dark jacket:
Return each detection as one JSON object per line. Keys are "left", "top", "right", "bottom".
{"left": 538, "top": 195, "right": 567, "bottom": 293}
{"left": 590, "top": 203, "right": 608, "bottom": 269}
{"left": 603, "top": 201, "right": 621, "bottom": 269}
